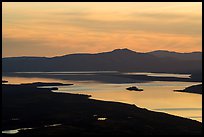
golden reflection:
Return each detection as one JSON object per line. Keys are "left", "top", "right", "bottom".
{"left": 2, "top": 76, "right": 202, "bottom": 122}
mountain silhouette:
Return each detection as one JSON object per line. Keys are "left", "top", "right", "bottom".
{"left": 2, "top": 49, "right": 202, "bottom": 73}
{"left": 148, "top": 50, "right": 202, "bottom": 61}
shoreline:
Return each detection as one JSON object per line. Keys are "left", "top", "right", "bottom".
{"left": 2, "top": 72, "right": 202, "bottom": 84}
{"left": 2, "top": 82, "right": 202, "bottom": 135}
{"left": 174, "top": 84, "right": 202, "bottom": 95}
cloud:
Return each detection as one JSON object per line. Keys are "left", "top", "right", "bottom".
{"left": 28, "top": 9, "right": 202, "bottom": 36}
{"left": 3, "top": 28, "right": 201, "bottom": 57}
{"left": 2, "top": 2, "right": 202, "bottom": 57}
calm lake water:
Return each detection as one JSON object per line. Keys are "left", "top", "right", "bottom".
{"left": 3, "top": 71, "right": 202, "bottom": 122}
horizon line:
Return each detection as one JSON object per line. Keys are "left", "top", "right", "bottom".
{"left": 2, "top": 48, "right": 202, "bottom": 58}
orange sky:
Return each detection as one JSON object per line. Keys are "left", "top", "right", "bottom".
{"left": 2, "top": 2, "right": 202, "bottom": 57}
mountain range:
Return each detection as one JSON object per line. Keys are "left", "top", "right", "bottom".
{"left": 2, "top": 48, "right": 202, "bottom": 74}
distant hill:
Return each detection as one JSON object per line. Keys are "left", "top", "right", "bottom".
{"left": 148, "top": 50, "right": 202, "bottom": 61}
{"left": 2, "top": 48, "right": 202, "bottom": 73}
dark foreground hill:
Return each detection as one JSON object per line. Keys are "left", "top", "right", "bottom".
{"left": 2, "top": 82, "right": 202, "bottom": 135}
{"left": 2, "top": 49, "right": 202, "bottom": 74}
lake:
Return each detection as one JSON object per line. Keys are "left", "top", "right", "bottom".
{"left": 2, "top": 71, "right": 202, "bottom": 122}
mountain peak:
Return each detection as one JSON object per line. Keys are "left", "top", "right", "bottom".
{"left": 111, "top": 48, "right": 136, "bottom": 53}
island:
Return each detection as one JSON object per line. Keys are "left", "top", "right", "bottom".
{"left": 174, "top": 84, "right": 202, "bottom": 94}
{"left": 126, "top": 86, "right": 143, "bottom": 91}
{"left": 20, "top": 82, "right": 73, "bottom": 87}
{"left": 2, "top": 80, "right": 8, "bottom": 83}
{"left": 2, "top": 82, "right": 201, "bottom": 135}
{"left": 50, "top": 87, "right": 59, "bottom": 90}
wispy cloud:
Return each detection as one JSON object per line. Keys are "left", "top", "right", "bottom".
{"left": 2, "top": 2, "right": 202, "bottom": 57}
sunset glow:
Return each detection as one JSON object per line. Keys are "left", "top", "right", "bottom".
{"left": 2, "top": 2, "right": 202, "bottom": 57}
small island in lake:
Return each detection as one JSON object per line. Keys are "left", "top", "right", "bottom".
{"left": 126, "top": 86, "right": 143, "bottom": 91}
{"left": 50, "top": 87, "right": 59, "bottom": 90}
{"left": 20, "top": 82, "right": 73, "bottom": 87}
{"left": 2, "top": 80, "right": 8, "bottom": 83}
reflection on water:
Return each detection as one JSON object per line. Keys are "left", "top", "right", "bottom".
{"left": 123, "top": 72, "right": 191, "bottom": 78}
{"left": 2, "top": 129, "right": 19, "bottom": 134}
{"left": 2, "top": 124, "right": 62, "bottom": 134}
{"left": 2, "top": 75, "right": 202, "bottom": 122}
{"left": 44, "top": 124, "right": 62, "bottom": 128}
{"left": 55, "top": 81, "right": 202, "bottom": 122}
{"left": 97, "top": 118, "right": 107, "bottom": 121}
{"left": 2, "top": 76, "right": 67, "bottom": 84}
{"left": 2, "top": 128, "right": 33, "bottom": 134}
